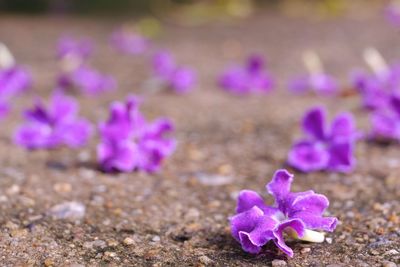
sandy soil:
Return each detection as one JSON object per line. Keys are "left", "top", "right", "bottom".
{"left": 0, "top": 8, "right": 399, "bottom": 266}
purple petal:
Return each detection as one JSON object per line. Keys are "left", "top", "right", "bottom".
{"left": 50, "top": 93, "right": 78, "bottom": 122}
{"left": 370, "top": 112, "right": 400, "bottom": 141}
{"left": 302, "top": 107, "right": 326, "bottom": 140}
{"left": 14, "top": 123, "right": 55, "bottom": 149}
{"left": 266, "top": 169, "right": 294, "bottom": 206}
{"left": 290, "top": 193, "right": 329, "bottom": 215}
{"left": 57, "top": 36, "right": 93, "bottom": 60}
{"left": 246, "top": 55, "right": 264, "bottom": 73}
{"left": 390, "top": 94, "right": 400, "bottom": 117}
{"left": 230, "top": 206, "right": 264, "bottom": 242}
{"left": 110, "top": 29, "right": 149, "bottom": 55}
{"left": 169, "top": 67, "right": 196, "bottom": 93}
{"left": 310, "top": 73, "right": 337, "bottom": 95}
{"left": 273, "top": 219, "right": 305, "bottom": 258}
{"left": 288, "top": 75, "right": 310, "bottom": 94}
{"left": 0, "top": 66, "right": 32, "bottom": 96}
{"left": 54, "top": 119, "right": 92, "bottom": 147}
{"left": 97, "top": 140, "right": 137, "bottom": 172}
{"left": 152, "top": 51, "right": 176, "bottom": 78}
{"left": 327, "top": 141, "right": 354, "bottom": 173}
{"left": 287, "top": 141, "right": 329, "bottom": 172}
{"left": 330, "top": 112, "right": 355, "bottom": 141}
{"left": 236, "top": 190, "right": 266, "bottom": 214}
{"left": 238, "top": 215, "right": 277, "bottom": 254}
{"left": 290, "top": 211, "right": 337, "bottom": 232}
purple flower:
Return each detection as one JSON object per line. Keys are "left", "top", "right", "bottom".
{"left": 351, "top": 65, "right": 400, "bottom": 110}
{"left": 370, "top": 94, "right": 400, "bottom": 141}
{"left": 230, "top": 169, "right": 337, "bottom": 257}
{"left": 219, "top": 55, "right": 274, "bottom": 95}
{"left": 110, "top": 29, "right": 149, "bottom": 55}
{"left": 14, "top": 93, "right": 92, "bottom": 149}
{"left": 0, "top": 65, "right": 32, "bottom": 97}
{"left": 289, "top": 73, "right": 338, "bottom": 95}
{"left": 57, "top": 36, "right": 93, "bottom": 61}
{"left": 97, "top": 95, "right": 176, "bottom": 173}
{"left": 152, "top": 51, "right": 196, "bottom": 93}
{"left": 288, "top": 107, "right": 357, "bottom": 173}
{"left": 385, "top": 2, "right": 400, "bottom": 27}
{"left": 58, "top": 65, "right": 117, "bottom": 95}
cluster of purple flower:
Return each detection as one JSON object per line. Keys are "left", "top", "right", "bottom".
{"left": 218, "top": 55, "right": 274, "bottom": 95}
{"left": 56, "top": 36, "right": 117, "bottom": 95}
{"left": 97, "top": 95, "right": 176, "bottom": 173}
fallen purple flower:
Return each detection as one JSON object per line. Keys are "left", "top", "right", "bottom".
{"left": 385, "top": 1, "right": 400, "bottom": 27}
{"left": 14, "top": 93, "right": 92, "bottom": 149}
{"left": 58, "top": 65, "right": 117, "bottom": 95}
{"left": 57, "top": 36, "right": 93, "bottom": 61}
{"left": 110, "top": 28, "right": 149, "bottom": 55}
{"left": 289, "top": 73, "right": 337, "bottom": 95}
{"left": 97, "top": 95, "right": 176, "bottom": 173}
{"left": 230, "top": 169, "right": 337, "bottom": 257}
{"left": 0, "top": 65, "right": 32, "bottom": 97}
{"left": 152, "top": 51, "right": 196, "bottom": 93}
{"left": 288, "top": 106, "right": 357, "bottom": 173}
{"left": 370, "top": 94, "right": 400, "bottom": 142}
{"left": 219, "top": 55, "right": 274, "bottom": 95}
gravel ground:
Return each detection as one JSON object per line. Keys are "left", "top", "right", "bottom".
{"left": 0, "top": 7, "right": 399, "bottom": 267}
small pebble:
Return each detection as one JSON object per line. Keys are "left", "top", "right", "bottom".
{"left": 326, "top": 237, "right": 333, "bottom": 244}
{"left": 271, "top": 259, "right": 287, "bottom": 267}
{"left": 44, "top": 258, "right": 54, "bottom": 267}
{"left": 123, "top": 237, "right": 135, "bottom": 246}
{"left": 198, "top": 255, "right": 213, "bottom": 265}
{"left": 382, "top": 261, "right": 397, "bottom": 267}
{"left": 48, "top": 201, "right": 85, "bottom": 220}
{"left": 53, "top": 183, "right": 72, "bottom": 193}
{"left": 301, "top": 247, "right": 311, "bottom": 254}
{"left": 152, "top": 236, "right": 160, "bottom": 242}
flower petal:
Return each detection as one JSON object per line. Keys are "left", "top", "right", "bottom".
{"left": 328, "top": 141, "right": 354, "bottom": 173}
{"left": 290, "top": 193, "right": 329, "bottom": 215}
{"left": 236, "top": 190, "right": 266, "bottom": 214}
{"left": 302, "top": 107, "right": 326, "bottom": 140}
{"left": 330, "top": 112, "right": 355, "bottom": 141}
{"left": 238, "top": 215, "right": 277, "bottom": 254}
{"left": 287, "top": 141, "right": 329, "bottom": 172}
{"left": 230, "top": 206, "right": 264, "bottom": 242}
{"left": 97, "top": 140, "right": 137, "bottom": 172}
{"left": 290, "top": 211, "right": 337, "bottom": 232}
{"left": 273, "top": 219, "right": 305, "bottom": 258}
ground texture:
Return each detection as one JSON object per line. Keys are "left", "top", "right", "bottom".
{"left": 0, "top": 7, "right": 399, "bottom": 267}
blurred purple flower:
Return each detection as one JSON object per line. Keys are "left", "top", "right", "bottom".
{"left": 14, "top": 93, "right": 92, "bottom": 149}
{"left": 289, "top": 73, "right": 337, "bottom": 95}
{"left": 219, "top": 55, "right": 274, "bottom": 95}
{"left": 58, "top": 65, "right": 117, "bottom": 95}
{"left": 57, "top": 36, "right": 93, "bottom": 61}
{"left": 351, "top": 65, "right": 400, "bottom": 110}
{"left": 0, "top": 65, "right": 32, "bottom": 97}
{"left": 370, "top": 94, "right": 400, "bottom": 141}
{"left": 110, "top": 29, "right": 149, "bottom": 55}
{"left": 97, "top": 95, "right": 176, "bottom": 173}
{"left": 152, "top": 51, "right": 196, "bottom": 93}
{"left": 288, "top": 107, "right": 357, "bottom": 173}
{"left": 385, "top": 2, "right": 400, "bottom": 27}
{"left": 230, "top": 169, "right": 337, "bottom": 257}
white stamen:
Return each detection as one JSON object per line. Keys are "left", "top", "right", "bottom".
{"left": 0, "top": 42, "right": 15, "bottom": 69}
{"left": 288, "top": 228, "right": 325, "bottom": 243}
{"left": 363, "top": 47, "right": 389, "bottom": 77}
{"left": 302, "top": 50, "right": 323, "bottom": 75}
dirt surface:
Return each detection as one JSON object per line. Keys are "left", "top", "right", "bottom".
{"left": 0, "top": 8, "right": 399, "bottom": 267}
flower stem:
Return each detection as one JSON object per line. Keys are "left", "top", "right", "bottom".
{"left": 363, "top": 47, "right": 388, "bottom": 77}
